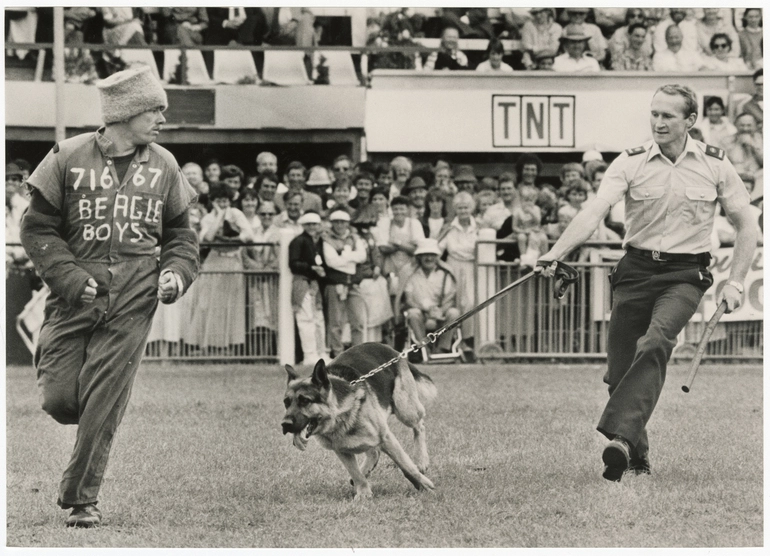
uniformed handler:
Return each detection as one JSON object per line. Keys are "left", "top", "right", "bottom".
{"left": 20, "top": 66, "right": 200, "bottom": 526}
{"left": 536, "top": 84, "right": 758, "bottom": 482}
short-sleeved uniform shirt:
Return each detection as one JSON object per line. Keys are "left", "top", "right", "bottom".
{"left": 27, "top": 128, "right": 196, "bottom": 263}
{"left": 595, "top": 137, "right": 750, "bottom": 253}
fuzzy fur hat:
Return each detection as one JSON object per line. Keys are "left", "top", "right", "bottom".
{"left": 96, "top": 66, "right": 168, "bottom": 124}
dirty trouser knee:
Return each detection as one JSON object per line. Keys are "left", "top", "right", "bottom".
{"left": 597, "top": 255, "right": 711, "bottom": 454}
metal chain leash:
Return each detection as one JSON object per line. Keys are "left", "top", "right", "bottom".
{"left": 347, "top": 261, "right": 579, "bottom": 386}
{"left": 349, "top": 332, "right": 438, "bottom": 386}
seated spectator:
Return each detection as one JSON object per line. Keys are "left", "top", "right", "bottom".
{"left": 700, "top": 96, "right": 738, "bottom": 149}
{"left": 704, "top": 34, "right": 748, "bottom": 71}
{"left": 380, "top": 195, "right": 426, "bottom": 285}
{"left": 453, "top": 165, "right": 478, "bottom": 193}
{"left": 725, "top": 112, "right": 763, "bottom": 188}
{"left": 101, "top": 8, "right": 146, "bottom": 46}
{"left": 562, "top": 8, "right": 607, "bottom": 63}
{"left": 610, "top": 23, "right": 652, "bottom": 70}
{"left": 402, "top": 239, "right": 461, "bottom": 354}
{"left": 275, "top": 190, "right": 304, "bottom": 238}
{"left": 609, "top": 9, "right": 652, "bottom": 62}
{"left": 422, "top": 187, "right": 450, "bottom": 239}
{"left": 697, "top": 8, "right": 741, "bottom": 59}
{"left": 437, "top": 191, "right": 479, "bottom": 345}
{"left": 220, "top": 164, "right": 244, "bottom": 204}
{"left": 322, "top": 210, "right": 368, "bottom": 357}
{"left": 160, "top": 7, "right": 208, "bottom": 46}
{"left": 653, "top": 24, "right": 707, "bottom": 72}
{"left": 182, "top": 162, "right": 210, "bottom": 208}
{"left": 423, "top": 23, "right": 468, "bottom": 71}
{"left": 534, "top": 50, "right": 557, "bottom": 70}
{"left": 652, "top": 8, "right": 699, "bottom": 56}
{"left": 476, "top": 38, "right": 514, "bottom": 72}
{"left": 389, "top": 156, "right": 413, "bottom": 198}
{"left": 204, "top": 8, "right": 267, "bottom": 78}
{"left": 403, "top": 176, "right": 429, "bottom": 220}
{"left": 263, "top": 7, "right": 315, "bottom": 48}
{"left": 553, "top": 25, "right": 601, "bottom": 73}
{"left": 350, "top": 171, "right": 375, "bottom": 212}
{"left": 738, "top": 8, "right": 763, "bottom": 70}
{"left": 288, "top": 211, "right": 329, "bottom": 365}
{"left": 740, "top": 69, "right": 763, "bottom": 132}
{"left": 520, "top": 8, "right": 562, "bottom": 70}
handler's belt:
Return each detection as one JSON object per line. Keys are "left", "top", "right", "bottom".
{"left": 626, "top": 246, "right": 710, "bottom": 266}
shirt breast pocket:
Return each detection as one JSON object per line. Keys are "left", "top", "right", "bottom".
{"left": 628, "top": 185, "right": 665, "bottom": 225}
{"left": 682, "top": 187, "right": 717, "bottom": 224}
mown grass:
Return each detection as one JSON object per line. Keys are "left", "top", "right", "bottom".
{"left": 5, "top": 361, "right": 763, "bottom": 548}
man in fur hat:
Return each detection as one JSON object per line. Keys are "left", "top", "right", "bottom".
{"left": 19, "top": 66, "right": 199, "bottom": 528}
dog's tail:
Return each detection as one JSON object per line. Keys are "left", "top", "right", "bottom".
{"left": 410, "top": 365, "right": 438, "bottom": 407}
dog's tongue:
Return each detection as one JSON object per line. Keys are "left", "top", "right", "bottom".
{"left": 292, "top": 433, "right": 308, "bottom": 451}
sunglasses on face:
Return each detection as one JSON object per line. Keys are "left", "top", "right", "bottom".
{"left": 333, "top": 166, "right": 349, "bottom": 172}
{"left": 258, "top": 212, "right": 276, "bottom": 216}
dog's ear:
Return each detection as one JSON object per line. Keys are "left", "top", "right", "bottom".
{"left": 285, "top": 364, "right": 300, "bottom": 383}
{"left": 311, "top": 359, "right": 330, "bottom": 390}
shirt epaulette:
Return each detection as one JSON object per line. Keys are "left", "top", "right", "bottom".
{"left": 705, "top": 144, "right": 725, "bottom": 160}
{"left": 53, "top": 142, "right": 60, "bottom": 154}
{"left": 625, "top": 146, "right": 647, "bottom": 156}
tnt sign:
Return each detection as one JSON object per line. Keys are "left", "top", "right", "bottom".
{"left": 492, "top": 95, "right": 575, "bottom": 148}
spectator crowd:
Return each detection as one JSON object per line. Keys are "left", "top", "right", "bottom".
{"left": 5, "top": 8, "right": 763, "bottom": 81}
{"left": 4, "top": 7, "right": 764, "bottom": 362}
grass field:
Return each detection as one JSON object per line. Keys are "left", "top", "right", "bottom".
{"left": 5, "top": 361, "right": 763, "bottom": 549}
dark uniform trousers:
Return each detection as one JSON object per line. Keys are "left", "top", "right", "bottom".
{"left": 597, "top": 251, "right": 713, "bottom": 457}
{"left": 35, "top": 257, "right": 159, "bottom": 509}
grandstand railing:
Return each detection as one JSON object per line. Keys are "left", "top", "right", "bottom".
{"left": 474, "top": 238, "right": 763, "bottom": 362}
{"left": 6, "top": 240, "right": 763, "bottom": 363}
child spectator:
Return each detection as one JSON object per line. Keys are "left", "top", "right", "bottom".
{"left": 475, "top": 189, "right": 500, "bottom": 229}
{"left": 476, "top": 38, "right": 514, "bottom": 72}
{"left": 558, "top": 162, "right": 586, "bottom": 196}
{"left": 564, "top": 180, "right": 589, "bottom": 211}
{"left": 511, "top": 184, "right": 548, "bottom": 266}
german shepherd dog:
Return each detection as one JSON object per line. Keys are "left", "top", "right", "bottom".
{"left": 281, "top": 342, "right": 437, "bottom": 499}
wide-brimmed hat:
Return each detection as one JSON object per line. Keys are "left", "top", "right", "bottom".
{"left": 306, "top": 165, "right": 332, "bottom": 186}
{"left": 453, "top": 164, "right": 477, "bottom": 183}
{"left": 329, "top": 209, "right": 351, "bottom": 222}
{"left": 96, "top": 66, "right": 167, "bottom": 124}
{"left": 414, "top": 238, "right": 442, "bottom": 257}
{"left": 298, "top": 212, "right": 322, "bottom": 225}
{"left": 402, "top": 176, "right": 428, "bottom": 195}
{"left": 582, "top": 149, "right": 604, "bottom": 163}
{"left": 560, "top": 24, "right": 592, "bottom": 42}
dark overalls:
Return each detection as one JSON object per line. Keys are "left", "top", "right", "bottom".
{"left": 20, "top": 130, "right": 199, "bottom": 508}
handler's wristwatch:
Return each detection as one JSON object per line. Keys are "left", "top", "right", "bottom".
{"left": 726, "top": 280, "right": 744, "bottom": 294}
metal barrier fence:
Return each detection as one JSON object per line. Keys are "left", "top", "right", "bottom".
{"left": 474, "top": 240, "right": 763, "bottom": 361}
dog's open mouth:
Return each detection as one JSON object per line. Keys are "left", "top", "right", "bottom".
{"left": 292, "top": 419, "right": 318, "bottom": 451}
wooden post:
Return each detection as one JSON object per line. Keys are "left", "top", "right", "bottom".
{"left": 53, "top": 7, "right": 66, "bottom": 142}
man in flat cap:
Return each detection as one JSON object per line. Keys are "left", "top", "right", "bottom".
{"left": 19, "top": 66, "right": 199, "bottom": 528}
